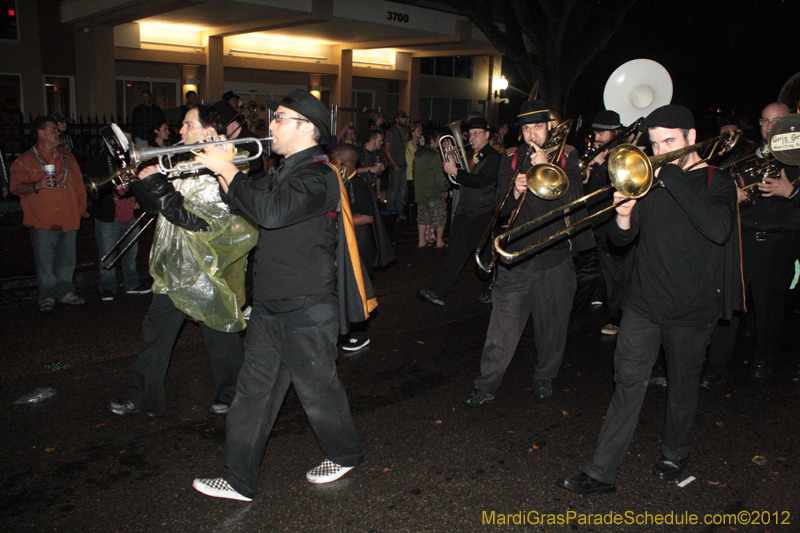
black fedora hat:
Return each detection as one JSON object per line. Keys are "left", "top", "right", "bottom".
{"left": 591, "top": 110, "right": 623, "bottom": 131}
{"left": 267, "top": 89, "right": 330, "bottom": 145}
{"left": 222, "top": 91, "right": 239, "bottom": 102}
{"left": 517, "top": 100, "right": 552, "bottom": 125}
{"left": 466, "top": 116, "right": 490, "bottom": 132}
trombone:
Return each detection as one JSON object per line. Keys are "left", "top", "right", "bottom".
{"left": 86, "top": 136, "right": 272, "bottom": 198}
{"left": 101, "top": 212, "right": 154, "bottom": 270}
{"left": 578, "top": 117, "right": 644, "bottom": 181}
{"left": 474, "top": 119, "right": 572, "bottom": 273}
{"left": 494, "top": 130, "right": 742, "bottom": 261}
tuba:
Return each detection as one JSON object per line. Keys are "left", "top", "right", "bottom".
{"left": 603, "top": 59, "right": 673, "bottom": 127}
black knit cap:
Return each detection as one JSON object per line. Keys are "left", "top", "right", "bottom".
{"left": 467, "top": 116, "right": 490, "bottom": 132}
{"left": 267, "top": 89, "right": 331, "bottom": 145}
{"left": 640, "top": 104, "right": 695, "bottom": 132}
{"left": 591, "top": 110, "right": 622, "bottom": 131}
{"left": 517, "top": 99, "right": 552, "bottom": 125}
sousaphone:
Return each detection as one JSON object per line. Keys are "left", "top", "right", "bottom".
{"left": 603, "top": 59, "right": 673, "bottom": 126}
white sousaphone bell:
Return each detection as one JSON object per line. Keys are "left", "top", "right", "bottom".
{"left": 603, "top": 59, "right": 673, "bottom": 126}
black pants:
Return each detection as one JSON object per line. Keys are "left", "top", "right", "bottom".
{"left": 584, "top": 309, "right": 714, "bottom": 484}
{"left": 430, "top": 210, "right": 493, "bottom": 299}
{"left": 222, "top": 313, "right": 363, "bottom": 498}
{"left": 597, "top": 232, "right": 636, "bottom": 326}
{"left": 570, "top": 248, "right": 603, "bottom": 327}
{"left": 474, "top": 256, "right": 576, "bottom": 394}
{"left": 707, "top": 231, "right": 797, "bottom": 374}
{"left": 126, "top": 294, "right": 244, "bottom": 416}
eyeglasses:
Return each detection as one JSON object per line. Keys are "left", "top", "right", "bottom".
{"left": 273, "top": 113, "right": 309, "bottom": 124}
{"left": 759, "top": 117, "right": 783, "bottom": 127}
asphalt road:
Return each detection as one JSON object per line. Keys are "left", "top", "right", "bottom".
{"left": 2, "top": 223, "right": 799, "bottom": 533}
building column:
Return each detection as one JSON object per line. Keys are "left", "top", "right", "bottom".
{"left": 203, "top": 34, "right": 224, "bottom": 104}
{"left": 331, "top": 47, "right": 352, "bottom": 108}
{"left": 74, "top": 23, "right": 116, "bottom": 120}
{"left": 406, "top": 56, "right": 421, "bottom": 121}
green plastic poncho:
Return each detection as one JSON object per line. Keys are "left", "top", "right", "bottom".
{"left": 149, "top": 174, "right": 258, "bottom": 333}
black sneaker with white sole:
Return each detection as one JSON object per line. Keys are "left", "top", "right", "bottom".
{"left": 462, "top": 388, "right": 495, "bottom": 407}
{"left": 125, "top": 284, "right": 152, "bottom": 294}
{"left": 342, "top": 337, "right": 370, "bottom": 352}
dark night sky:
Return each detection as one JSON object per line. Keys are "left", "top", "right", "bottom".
{"left": 500, "top": 0, "right": 799, "bottom": 138}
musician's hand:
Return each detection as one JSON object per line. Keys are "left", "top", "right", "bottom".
{"left": 194, "top": 141, "right": 239, "bottom": 192}
{"left": 513, "top": 173, "right": 527, "bottom": 199}
{"left": 528, "top": 142, "right": 548, "bottom": 167}
{"left": 443, "top": 160, "right": 458, "bottom": 177}
{"left": 613, "top": 191, "right": 636, "bottom": 219}
{"left": 736, "top": 186, "right": 749, "bottom": 204}
{"left": 758, "top": 168, "right": 793, "bottom": 197}
{"left": 137, "top": 165, "right": 161, "bottom": 180}
{"left": 591, "top": 150, "right": 607, "bottom": 166}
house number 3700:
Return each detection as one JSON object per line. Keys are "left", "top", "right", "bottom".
{"left": 387, "top": 11, "right": 409, "bottom": 23}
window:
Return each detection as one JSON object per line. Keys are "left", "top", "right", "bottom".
{"left": 419, "top": 56, "right": 473, "bottom": 80}
{"left": 0, "top": 0, "right": 18, "bottom": 41}
{"left": 418, "top": 96, "right": 471, "bottom": 125}
{"left": 116, "top": 78, "right": 180, "bottom": 122}
{"left": 44, "top": 76, "right": 74, "bottom": 118}
{"left": 0, "top": 73, "right": 21, "bottom": 122}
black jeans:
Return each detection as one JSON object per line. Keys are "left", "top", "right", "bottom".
{"left": 126, "top": 294, "right": 244, "bottom": 415}
{"left": 584, "top": 309, "right": 714, "bottom": 484}
{"left": 222, "top": 314, "right": 363, "bottom": 498}
{"left": 707, "top": 231, "right": 797, "bottom": 373}
{"left": 474, "top": 256, "right": 576, "bottom": 394}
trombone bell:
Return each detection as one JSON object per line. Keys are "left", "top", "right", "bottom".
{"left": 526, "top": 163, "right": 569, "bottom": 200}
{"left": 606, "top": 144, "right": 654, "bottom": 199}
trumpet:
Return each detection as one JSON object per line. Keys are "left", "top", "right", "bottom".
{"left": 86, "top": 136, "right": 271, "bottom": 198}
{"left": 493, "top": 130, "right": 742, "bottom": 261}
{"left": 439, "top": 120, "right": 470, "bottom": 186}
{"left": 578, "top": 117, "right": 644, "bottom": 181}
{"left": 474, "top": 119, "right": 572, "bottom": 273}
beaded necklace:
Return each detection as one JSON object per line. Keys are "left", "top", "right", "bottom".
{"left": 30, "top": 146, "right": 69, "bottom": 187}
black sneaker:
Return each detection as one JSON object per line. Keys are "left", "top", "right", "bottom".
{"left": 208, "top": 400, "right": 230, "bottom": 415}
{"left": 342, "top": 337, "right": 370, "bottom": 352}
{"left": 101, "top": 290, "right": 115, "bottom": 301}
{"left": 477, "top": 291, "right": 492, "bottom": 304}
{"left": 417, "top": 289, "right": 444, "bottom": 306}
{"left": 463, "top": 388, "right": 495, "bottom": 408}
{"left": 533, "top": 378, "right": 552, "bottom": 399}
{"left": 699, "top": 371, "right": 728, "bottom": 390}
{"left": 126, "top": 284, "right": 152, "bottom": 294}
{"left": 750, "top": 361, "right": 772, "bottom": 378}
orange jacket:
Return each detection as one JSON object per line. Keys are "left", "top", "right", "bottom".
{"left": 10, "top": 147, "right": 87, "bottom": 231}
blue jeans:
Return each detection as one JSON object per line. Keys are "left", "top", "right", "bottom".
{"left": 29, "top": 227, "right": 78, "bottom": 303}
{"left": 386, "top": 166, "right": 408, "bottom": 213}
{"left": 95, "top": 219, "right": 140, "bottom": 292}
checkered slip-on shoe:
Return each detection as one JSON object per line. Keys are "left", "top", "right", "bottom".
{"left": 305, "top": 459, "right": 355, "bottom": 484}
{"left": 192, "top": 478, "right": 252, "bottom": 501}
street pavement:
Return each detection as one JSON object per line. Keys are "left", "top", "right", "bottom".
{"left": 2, "top": 221, "right": 799, "bottom": 532}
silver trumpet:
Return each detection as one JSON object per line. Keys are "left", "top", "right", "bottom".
{"left": 87, "top": 128, "right": 272, "bottom": 198}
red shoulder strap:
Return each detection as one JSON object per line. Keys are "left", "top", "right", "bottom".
{"left": 511, "top": 147, "right": 520, "bottom": 173}
{"left": 707, "top": 165, "right": 716, "bottom": 188}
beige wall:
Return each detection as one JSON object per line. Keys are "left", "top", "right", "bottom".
{"left": 0, "top": 0, "right": 44, "bottom": 117}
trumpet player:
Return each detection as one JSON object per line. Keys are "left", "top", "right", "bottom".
{"left": 107, "top": 105, "right": 258, "bottom": 418}
{"left": 703, "top": 102, "right": 800, "bottom": 388}
{"left": 463, "top": 100, "right": 583, "bottom": 406}
{"left": 558, "top": 105, "right": 743, "bottom": 494}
